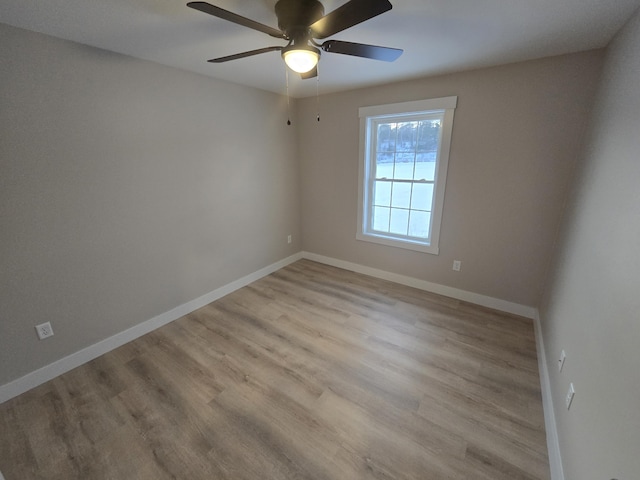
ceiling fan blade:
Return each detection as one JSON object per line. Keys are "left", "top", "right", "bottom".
{"left": 309, "top": 0, "right": 393, "bottom": 40}
{"left": 300, "top": 66, "right": 318, "bottom": 79}
{"left": 208, "top": 46, "right": 283, "bottom": 63}
{"left": 321, "top": 40, "right": 402, "bottom": 62}
{"left": 187, "top": 2, "right": 286, "bottom": 39}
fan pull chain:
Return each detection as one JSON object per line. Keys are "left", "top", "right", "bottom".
{"left": 285, "top": 67, "right": 292, "bottom": 125}
{"left": 316, "top": 65, "right": 320, "bottom": 122}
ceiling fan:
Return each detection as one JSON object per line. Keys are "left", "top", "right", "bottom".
{"left": 187, "top": 0, "right": 403, "bottom": 79}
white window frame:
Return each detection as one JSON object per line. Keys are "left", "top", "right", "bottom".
{"left": 357, "top": 96, "right": 457, "bottom": 254}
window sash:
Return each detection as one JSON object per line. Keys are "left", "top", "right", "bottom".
{"left": 367, "top": 178, "right": 436, "bottom": 240}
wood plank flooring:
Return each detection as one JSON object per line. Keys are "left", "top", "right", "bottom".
{"left": 0, "top": 260, "right": 550, "bottom": 479}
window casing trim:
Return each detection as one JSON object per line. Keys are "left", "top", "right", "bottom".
{"left": 357, "top": 96, "right": 457, "bottom": 254}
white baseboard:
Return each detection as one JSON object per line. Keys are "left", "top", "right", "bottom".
{"left": 301, "top": 252, "right": 537, "bottom": 319}
{"left": 533, "top": 311, "right": 565, "bottom": 480}
{"left": 0, "top": 253, "right": 303, "bottom": 404}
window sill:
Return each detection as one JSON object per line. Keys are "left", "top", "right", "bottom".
{"left": 356, "top": 232, "right": 439, "bottom": 254}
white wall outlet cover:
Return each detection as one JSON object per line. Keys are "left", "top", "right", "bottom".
{"left": 35, "top": 322, "right": 54, "bottom": 340}
{"left": 559, "top": 349, "right": 566, "bottom": 371}
{"left": 453, "top": 260, "right": 461, "bottom": 271}
{"left": 566, "top": 382, "right": 575, "bottom": 409}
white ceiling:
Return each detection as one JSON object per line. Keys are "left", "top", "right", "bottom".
{"left": 2, "top": 0, "right": 639, "bottom": 98}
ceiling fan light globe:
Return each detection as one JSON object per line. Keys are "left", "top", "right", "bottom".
{"left": 282, "top": 48, "right": 320, "bottom": 73}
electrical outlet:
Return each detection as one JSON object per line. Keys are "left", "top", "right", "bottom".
{"left": 558, "top": 350, "right": 566, "bottom": 371}
{"left": 287, "top": 234, "right": 292, "bottom": 244}
{"left": 35, "top": 322, "right": 54, "bottom": 340}
{"left": 453, "top": 260, "right": 461, "bottom": 271}
{"left": 558, "top": 350, "right": 567, "bottom": 372}
{"left": 566, "top": 382, "right": 575, "bottom": 410}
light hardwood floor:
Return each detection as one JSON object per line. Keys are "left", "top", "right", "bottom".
{"left": 0, "top": 260, "right": 550, "bottom": 479}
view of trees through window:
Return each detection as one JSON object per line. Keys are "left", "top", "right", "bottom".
{"left": 372, "top": 118, "right": 442, "bottom": 239}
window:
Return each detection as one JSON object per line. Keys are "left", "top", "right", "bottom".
{"left": 357, "top": 97, "right": 457, "bottom": 254}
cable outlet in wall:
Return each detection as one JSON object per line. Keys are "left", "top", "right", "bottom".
{"left": 35, "top": 322, "right": 54, "bottom": 340}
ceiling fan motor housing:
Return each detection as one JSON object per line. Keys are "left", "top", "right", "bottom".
{"left": 275, "top": 0, "right": 325, "bottom": 38}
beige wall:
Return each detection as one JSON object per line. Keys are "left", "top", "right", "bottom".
{"left": 539, "top": 9, "right": 640, "bottom": 480}
{"left": 297, "top": 51, "right": 604, "bottom": 307}
{"left": 0, "top": 23, "right": 301, "bottom": 386}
